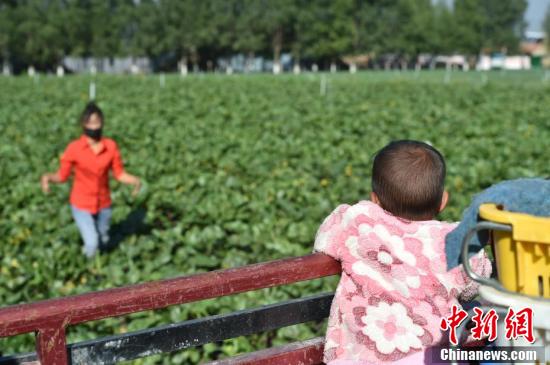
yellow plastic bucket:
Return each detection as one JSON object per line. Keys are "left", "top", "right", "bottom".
{"left": 479, "top": 203, "right": 550, "bottom": 298}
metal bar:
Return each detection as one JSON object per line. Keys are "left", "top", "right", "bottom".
{"left": 461, "top": 221, "right": 511, "bottom": 290}
{"left": 205, "top": 337, "right": 325, "bottom": 365}
{"left": 0, "top": 254, "right": 339, "bottom": 338}
{"left": 0, "top": 293, "right": 334, "bottom": 365}
{"left": 0, "top": 353, "right": 37, "bottom": 365}
{"left": 70, "top": 293, "right": 333, "bottom": 364}
{"left": 36, "top": 326, "right": 68, "bottom": 365}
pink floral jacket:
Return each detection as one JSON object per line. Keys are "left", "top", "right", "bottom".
{"left": 313, "top": 201, "right": 491, "bottom": 363}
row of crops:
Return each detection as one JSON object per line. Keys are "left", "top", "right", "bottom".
{"left": 1, "top": 71, "right": 549, "bottom": 363}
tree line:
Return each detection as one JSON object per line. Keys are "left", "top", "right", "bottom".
{"left": 0, "top": 0, "right": 531, "bottom": 73}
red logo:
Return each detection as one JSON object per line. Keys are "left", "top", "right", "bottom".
{"left": 505, "top": 308, "right": 535, "bottom": 343}
{"left": 471, "top": 308, "right": 499, "bottom": 341}
{"left": 440, "top": 305, "right": 468, "bottom": 345}
{"left": 440, "top": 306, "right": 535, "bottom": 344}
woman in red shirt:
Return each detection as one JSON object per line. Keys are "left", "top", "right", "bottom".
{"left": 41, "top": 102, "right": 141, "bottom": 258}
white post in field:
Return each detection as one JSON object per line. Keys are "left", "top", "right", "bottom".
{"left": 444, "top": 62, "right": 451, "bottom": 84}
{"left": 293, "top": 64, "right": 301, "bottom": 75}
{"left": 481, "top": 72, "right": 488, "bottom": 85}
{"left": 130, "top": 64, "right": 139, "bottom": 75}
{"left": 273, "top": 61, "right": 281, "bottom": 75}
{"left": 89, "top": 81, "right": 96, "bottom": 100}
{"left": 311, "top": 63, "right": 318, "bottom": 73}
{"left": 2, "top": 62, "right": 10, "bottom": 76}
{"left": 160, "top": 73, "right": 165, "bottom": 88}
{"left": 320, "top": 74, "right": 327, "bottom": 96}
{"left": 330, "top": 62, "right": 337, "bottom": 73}
{"left": 56, "top": 65, "right": 64, "bottom": 77}
{"left": 349, "top": 63, "right": 357, "bottom": 74}
{"left": 179, "top": 61, "right": 188, "bottom": 76}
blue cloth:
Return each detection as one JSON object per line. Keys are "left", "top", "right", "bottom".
{"left": 71, "top": 205, "right": 112, "bottom": 258}
{"left": 445, "top": 178, "right": 550, "bottom": 270}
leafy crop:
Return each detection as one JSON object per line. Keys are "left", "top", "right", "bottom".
{"left": 1, "top": 71, "right": 549, "bottom": 363}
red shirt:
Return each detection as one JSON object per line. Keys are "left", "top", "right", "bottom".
{"left": 57, "top": 135, "right": 125, "bottom": 214}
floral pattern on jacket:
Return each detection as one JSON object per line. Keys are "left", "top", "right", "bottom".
{"left": 314, "top": 201, "right": 491, "bottom": 363}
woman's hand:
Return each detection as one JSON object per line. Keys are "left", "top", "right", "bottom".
{"left": 41, "top": 174, "right": 50, "bottom": 194}
{"left": 41, "top": 173, "right": 62, "bottom": 194}
{"left": 131, "top": 177, "right": 141, "bottom": 196}
{"left": 117, "top": 172, "right": 141, "bottom": 196}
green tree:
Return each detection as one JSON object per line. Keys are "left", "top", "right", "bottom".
{"left": 10, "top": 0, "right": 67, "bottom": 69}
{"left": 117, "top": 0, "right": 166, "bottom": 60}
{"left": 451, "top": 0, "right": 527, "bottom": 55}
{"left": 0, "top": 1, "right": 15, "bottom": 65}
{"left": 255, "top": 0, "right": 297, "bottom": 73}
{"left": 479, "top": 0, "right": 527, "bottom": 53}
{"left": 0, "top": 0, "right": 530, "bottom": 72}
{"left": 451, "top": 0, "right": 486, "bottom": 54}
{"left": 231, "top": 0, "right": 267, "bottom": 68}
{"left": 204, "top": 0, "right": 239, "bottom": 58}
{"left": 301, "top": 0, "right": 355, "bottom": 65}
{"left": 386, "top": 0, "right": 436, "bottom": 60}
{"left": 160, "top": 0, "right": 214, "bottom": 71}
{"left": 88, "top": 1, "right": 123, "bottom": 58}
{"left": 62, "top": 1, "right": 93, "bottom": 58}
{"left": 288, "top": 0, "right": 311, "bottom": 69}
{"left": 432, "top": 0, "right": 456, "bottom": 55}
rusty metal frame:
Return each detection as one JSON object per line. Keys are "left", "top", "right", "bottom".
{"left": 0, "top": 293, "right": 333, "bottom": 365}
{"left": 0, "top": 254, "right": 339, "bottom": 364}
{"left": 205, "top": 337, "right": 325, "bottom": 365}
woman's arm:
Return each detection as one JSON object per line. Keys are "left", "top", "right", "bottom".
{"left": 41, "top": 173, "right": 64, "bottom": 193}
{"left": 42, "top": 144, "right": 74, "bottom": 193}
{"left": 111, "top": 142, "right": 140, "bottom": 196}
{"left": 116, "top": 172, "right": 141, "bottom": 196}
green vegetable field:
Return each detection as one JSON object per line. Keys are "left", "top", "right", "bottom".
{"left": 1, "top": 71, "right": 549, "bottom": 363}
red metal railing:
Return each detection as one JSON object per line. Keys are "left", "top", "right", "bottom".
{"left": 207, "top": 337, "right": 325, "bottom": 365}
{"left": 0, "top": 253, "right": 340, "bottom": 364}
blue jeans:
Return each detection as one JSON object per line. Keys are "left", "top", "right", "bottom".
{"left": 71, "top": 205, "right": 112, "bottom": 258}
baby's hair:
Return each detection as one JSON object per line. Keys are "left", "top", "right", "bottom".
{"left": 372, "top": 140, "right": 446, "bottom": 221}
{"left": 79, "top": 102, "right": 104, "bottom": 126}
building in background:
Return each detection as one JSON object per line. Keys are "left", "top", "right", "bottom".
{"left": 63, "top": 57, "right": 152, "bottom": 74}
{"left": 521, "top": 31, "right": 548, "bottom": 68}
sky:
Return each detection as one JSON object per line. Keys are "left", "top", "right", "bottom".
{"left": 525, "top": 0, "right": 550, "bottom": 32}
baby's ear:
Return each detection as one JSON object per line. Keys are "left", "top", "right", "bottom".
{"left": 439, "top": 190, "right": 449, "bottom": 212}
{"left": 371, "top": 192, "right": 381, "bottom": 206}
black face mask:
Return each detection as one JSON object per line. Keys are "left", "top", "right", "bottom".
{"left": 84, "top": 128, "right": 102, "bottom": 141}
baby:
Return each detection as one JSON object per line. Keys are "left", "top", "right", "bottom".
{"left": 314, "top": 140, "right": 491, "bottom": 364}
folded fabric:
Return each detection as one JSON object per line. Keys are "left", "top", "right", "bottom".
{"left": 445, "top": 178, "right": 550, "bottom": 270}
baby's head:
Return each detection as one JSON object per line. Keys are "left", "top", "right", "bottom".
{"left": 371, "top": 140, "right": 448, "bottom": 221}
